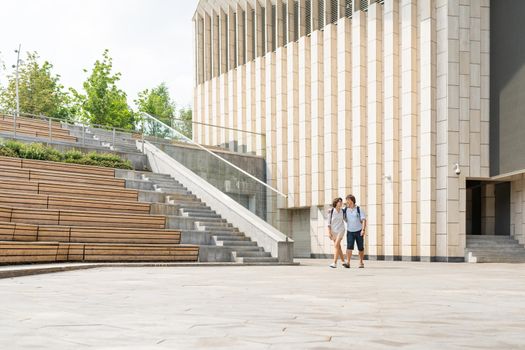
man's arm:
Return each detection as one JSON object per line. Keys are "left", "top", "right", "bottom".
{"left": 361, "top": 219, "right": 367, "bottom": 236}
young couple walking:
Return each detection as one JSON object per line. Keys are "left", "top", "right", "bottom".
{"left": 327, "top": 194, "right": 367, "bottom": 269}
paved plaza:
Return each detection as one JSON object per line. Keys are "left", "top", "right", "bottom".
{"left": 0, "top": 260, "right": 524, "bottom": 349}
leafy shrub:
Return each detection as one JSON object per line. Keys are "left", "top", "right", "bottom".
{"left": 18, "top": 143, "right": 63, "bottom": 162}
{"left": 64, "top": 150, "right": 84, "bottom": 161}
{"left": 0, "top": 140, "right": 133, "bottom": 169}
{"left": 0, "top": 146, "right": 18, "bottom": 157}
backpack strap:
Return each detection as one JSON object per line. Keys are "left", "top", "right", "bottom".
{"left": 357, "top": 206, "right": 361, "bottom": 218}
{"left": 329, "top": 208, "right": 334, "bottom": 226}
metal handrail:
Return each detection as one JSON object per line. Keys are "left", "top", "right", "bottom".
{"left": 140, "top": 112, "right": 287, "bottom": 198}
{"left": 190, "top": 120, "right": 266, "bottom": 136}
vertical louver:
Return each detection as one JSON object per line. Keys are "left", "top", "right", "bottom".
{"left": 294, "top": 0, "right": 299, "bottom": 41}
{"left": 251, "top": 9, "right": 256, "bottom": 59}
{"left": 233, "top": 12, "right": 238, "bottom": 67}
{"left": 360, "top": 0, "right": 368, "bottom": 12}
{"left": 345, "top": 0, "right": 352, "bottom": 18}
{"left": 318, "top": 0, "right": 325, "bottom": 29}
{"left": 261, "top": 9, "right": 266, "bottom": 53}
{"left": 272, "top": 5, "right": 276, "bottom": 51}
{"left": 283, "top": 2, "right": 288, "bottom": 44}
{"left": 330, "top": 0, "right": 338, "bottom": 23}
{"left": 305, "top": 0, "right": 312, "bottom": 35}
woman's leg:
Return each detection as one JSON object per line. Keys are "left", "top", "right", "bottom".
{"left": 334, "top": 236, "right": 345, "bottom": 264}
{"left": 332, "top": 237, "right": 340, "bottom": 264}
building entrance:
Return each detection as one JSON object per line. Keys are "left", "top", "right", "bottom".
{"left": 466, "top": 181, "right": 511, "bottom": 236}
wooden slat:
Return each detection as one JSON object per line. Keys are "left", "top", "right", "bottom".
{"left": 10, "top": 208, "right": 60, "bottom": 225}
{"left": 38, "top": 182, "right": 138, "bottom": 201}
{"left": 0, "top": 189, "right": 148, "bottom": 214}
{"left": 37, "top": 226, "right": 71, "bottom": 242}
{"left": 59, "top": 211, "right": 165, "bottom": 229}
{"left": 29, "top": 170, "right": 125, "bottom": 188}
{"left": 0, "top": 241, "right": 198, "bottom": 264}
{"left": 0, "top": 167, "right": 30, "bottom": 181}
{"left": 0, "top": 179, "right": 39, "bottom": 194}
{"left": 0, "top": 178, "right": 138, "bottom": 201}
{"left": 47, "top": 196, "right": 150, "bottom": 214}
{"left": 21, "top": 158, "right": 115, "bottom": 177}
{"left": 0, "top": 191, "right": 48, "bottom": 209}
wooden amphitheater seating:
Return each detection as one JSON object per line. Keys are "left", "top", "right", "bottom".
{"left": 0, "top": 157, "right": 117, "bottom": 177}
{"left": 1, "top": 114, "right": 62, "bottom": 128}
{"left": 0, "top": 166, "right": 125, "bottom": 187}
{"left": 0, "top": 115, "right": 77, "bottom": 143}
{"left": 0, "top": 156, "right": 200, "bottom": 264}
{"left": 0, "top": 190, "right": 150, "bottom": 214}
{"left": 0, "top": 178, "right": 139, "bottom": 201}
{"left": 0, "top": 241, "right": 198, "bottom": 264}
{"left": 0, "top": 206, "right": 166, "bottom": 228}
{"left": 0, "top": 222, "right": 181, "bottom": 244}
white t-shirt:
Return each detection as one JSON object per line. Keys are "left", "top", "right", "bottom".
{"left": 328, "top": 208, "right": 346, "bottom": 234}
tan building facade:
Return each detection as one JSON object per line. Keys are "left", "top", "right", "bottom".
{"left": 192, "top": 0, "right": 525, "bottom": 261}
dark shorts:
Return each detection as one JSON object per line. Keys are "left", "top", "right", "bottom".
{"left": 347, "top": 230, "right": 364, "bottom": 251}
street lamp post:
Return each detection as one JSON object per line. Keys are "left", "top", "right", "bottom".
{"left": 14, "top": 44, "right": 21, "bottom": 118}
{"left": 12, "top": 44, "right": 21, "bottom": 137}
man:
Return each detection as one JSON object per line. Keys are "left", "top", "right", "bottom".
{"left": 343, "top": 194, "right": 367, "bottom": 268}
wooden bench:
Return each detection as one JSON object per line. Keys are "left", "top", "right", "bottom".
{"left": 0, "top": 241, "right": 63, "bottom": 264}
{"left": 0, "top": 205, "right": 166, "bottom": 229}
{"left": 0, "top": 167, "right": 125, "bottom": 188}
{"left": 76, "top": 243, "right": 198, "bottom": 262}
{"left": 0, "top": 157, "right": 117, "bottom": 178}
{"left": 0, "top": 178, "right": 139, "bottom": 201}
{"left": 1, "top": 115, "right": 62, "bottom": 128}
{"left": 0, "top": 190, "right": 150, "bottom": 214}
{"left": 0, "top": 119, "right": 72, "bottom": 136}
{"left": 0, "top": 222, "right": 181, "bottom": 244}
{"left": 0, "top": 126, "right": 77, "bottom": 142}
{"left": 0, "top": 241, "right": 198, "bottom": 264}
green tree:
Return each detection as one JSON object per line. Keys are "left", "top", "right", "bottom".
{"left": 135, "top": 82, "right": 176, "bottom": 125}
{"left": 177, "top": 106, "right": 192, "bottom": 139}
{"left": 72, "top": 49, "right": 135, "bottom": 130}
{"left": 135, "top": 83, "right": 176, "bottom": 138}
{"left": 0, "top": 52, "right": 75, "bottom": 120}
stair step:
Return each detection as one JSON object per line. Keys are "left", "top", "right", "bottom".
{"left": 224, "top": 246, "right": 263, "bottom": 252}
{"left": 182, "top": 212, "right": 221, "bottom": 218}
{"left": 204, "top": 230, "right": 244, "bottom": 236}
{"left": 239, "top": 257, "right": 279, "bottom": 263}
{"left": 234, "top": 251, "right": 272, "bottom": 257}
{"left": 214, "top": 235, "right": 250, "bottom": 241}
{"left": 220, "top": 240, "right": 258, "bottom": 247}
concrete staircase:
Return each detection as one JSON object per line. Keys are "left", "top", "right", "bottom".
{"left": 465, "top": 235, "right": 525, "bottom": 263}
{"left": 116, "top": 170, "right": 279, "bottom": 264}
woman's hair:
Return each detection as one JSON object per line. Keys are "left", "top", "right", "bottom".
{"left": 346, "top": 194, "right": 356, "bottom": 205}
{"left": 332, "top": 197, "right": 342, "bottom": 208}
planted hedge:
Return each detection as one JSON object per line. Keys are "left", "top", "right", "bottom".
{"left": 0, "top": 140, "right": 133, "bottom": 169}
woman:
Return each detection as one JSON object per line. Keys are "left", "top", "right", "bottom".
{"left": 327, "top": 197, "right": 347, "bottom": 268}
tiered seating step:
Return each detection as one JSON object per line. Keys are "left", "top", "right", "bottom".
{"left": 0, "top": 190, "right": 150, "bottom": 214}
{"left": 0, "top": 206, "right": 166, "bottom": 228}
{"left": 0, "top": 222, "right": 180, "bottom": 244}
{"left": 0, "top": 241, "right": 198, "bottom": 264}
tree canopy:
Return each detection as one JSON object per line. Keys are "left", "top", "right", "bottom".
{"left": 0, "top": 52, "right": 75, "bottom": 120}
{"left": 135, "top": 82, "right": 176, "bottom": 125}
{"left": 72, "top": 49, "right": 135, "bottom": 130}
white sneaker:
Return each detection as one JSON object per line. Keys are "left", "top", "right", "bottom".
{"left": 329, "top": 263, "right": 337, "bottom": 268}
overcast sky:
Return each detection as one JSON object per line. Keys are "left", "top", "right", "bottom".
{"left": 0, "top": 0, "right": 196, "bottom": 108}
